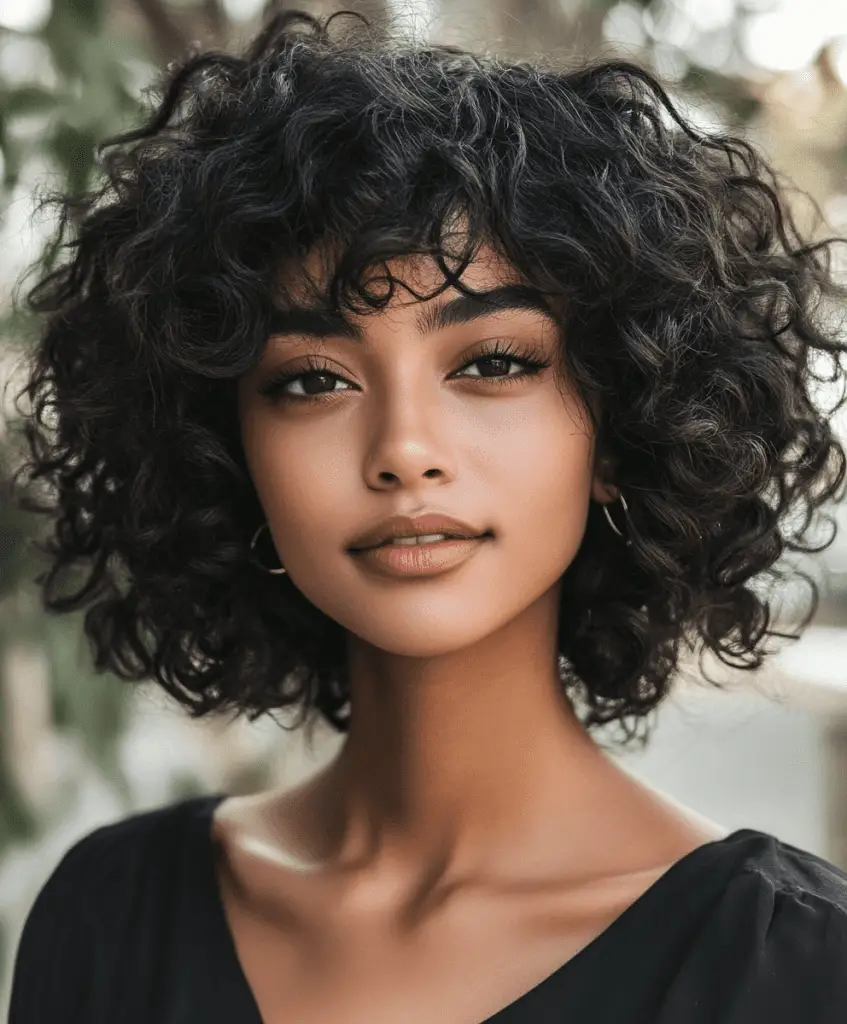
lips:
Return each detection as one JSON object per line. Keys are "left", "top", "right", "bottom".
{"left": 351, "top": 534, "right": 490, "bottom": 578}
{"left": 348, "top": 513, "right": 491, "bottom": 552}
{"left": 371, "top": 535, "right": 462, "bottom": 549}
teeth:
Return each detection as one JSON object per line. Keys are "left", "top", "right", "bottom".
{"left": 388, "top": 533, "right": 451, "bottom": 546}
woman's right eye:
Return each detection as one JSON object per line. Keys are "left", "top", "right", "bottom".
{"left": 273, "top": 371, "right": 352, "bottom": 399}
{"left": 258, "top": 363, "right": 354, "bottom": 403}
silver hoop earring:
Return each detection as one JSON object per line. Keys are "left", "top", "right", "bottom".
{"left": 603, "top": 493, "right": 632, "bottom": 547}
{"left": 249, "top": 522, "right": 287, "bottom": 575}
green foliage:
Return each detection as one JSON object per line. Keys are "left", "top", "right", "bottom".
{"left": 0, "top": 0, "right": 150, "bottom": 200}
{"left": 65, "top": 0, "right": 106, "bottom": 34}
{"left": 682, "top": 62, "right": 761, "bottom": 127}
{"left": 0, "top": 472, "right": 35, "bottom": 605}
{"left": 0, "top": 457, "right": 134, "bottom": 855}
{"left": 0, "top": 0, "right": 153, "bottom": 846}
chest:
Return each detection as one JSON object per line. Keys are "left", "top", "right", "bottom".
{"left": 216, "top": 864, "right": 666, "bottom": 1024}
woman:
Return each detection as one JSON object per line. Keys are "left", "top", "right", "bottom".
{"left": 8, "top": 7, "right": 847, "bottom": 1022}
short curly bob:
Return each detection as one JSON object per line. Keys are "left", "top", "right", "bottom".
{"left": 9, "top": 8, "right": 847, "bottom": 747}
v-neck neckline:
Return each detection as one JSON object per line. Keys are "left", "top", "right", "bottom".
{"left": 188, "top": 792, "right": 758, "bottom": 1024}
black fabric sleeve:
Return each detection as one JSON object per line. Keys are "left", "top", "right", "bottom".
{"left": 656, "top": 868, "right": 847, "bottom": 1023}
{"left": 7, "top": 832, "right": 106, "bottom": 1023}
{"left": 722, "top": 884, "right": 847, "bottom": 1022}
{"left": 745, "top": 885, "right": 847, "bottom": 1022}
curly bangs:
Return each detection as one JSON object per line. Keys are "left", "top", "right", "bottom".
{"left": 9, "top": 8, "right": 847, "bottom": 746}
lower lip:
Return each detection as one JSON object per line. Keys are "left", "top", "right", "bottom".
{"left": 349, "top": 535, "right": 490, "bottom": 578}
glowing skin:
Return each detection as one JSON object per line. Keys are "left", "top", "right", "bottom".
{"left": 222, "top": 242, "right": 730, "bottom": 1021}
{"left": 234, "top": 241, "right": 726, "bottom": 885}
{"left": 227, "top": 239, "right": 737, "bottom": 1015}
{"left": 243, "top": 254, "right": 594, "bottom": 666}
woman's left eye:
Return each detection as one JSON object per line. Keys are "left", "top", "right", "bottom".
{"left": 458, "top": 355, "right": 534, "bottom": 378}
{"left": 454, "top": 341, "right": 551, "bottom": 381}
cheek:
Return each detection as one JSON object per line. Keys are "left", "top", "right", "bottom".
{"left": 244, "top": 389, "right": 593, "bottom": 568}
{"left": 245, "top": 420, "right": 356, "bottom": 543}
{"left": 498, "top": 407, "right": 595, "bottom": 580}
{"left": 483, "top": 400, "right": 595, "bottom": 509}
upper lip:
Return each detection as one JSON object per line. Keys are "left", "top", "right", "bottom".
{"left": 348, "top": 514, "right": 490, "bottom": 551}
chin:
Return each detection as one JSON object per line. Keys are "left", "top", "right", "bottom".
{"left": 352, "top": 626, "right": 488, "bottom": 660}
{"left": 328, "top": 604, "right": 497, "bottom": 659}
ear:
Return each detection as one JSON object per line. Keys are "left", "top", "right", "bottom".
{"left": 590, "top": 451, "right": 619, "bottom": 506}
{"left": 591, "top": 479, "right": 618, "bottom": 505}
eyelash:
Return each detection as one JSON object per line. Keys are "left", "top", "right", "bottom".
{"left": 258, "top": 340, "right": 552, "bottom": 405}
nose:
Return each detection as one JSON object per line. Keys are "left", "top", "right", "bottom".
{"left": 361, "top": 386, "right": 458, "bottom": 491}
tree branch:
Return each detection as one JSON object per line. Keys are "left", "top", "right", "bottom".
{"left": 132, "top": 0, "right": 191, "bottom": 63}
{"left": 203, "top": 0, "right": 229, "bottom": 43}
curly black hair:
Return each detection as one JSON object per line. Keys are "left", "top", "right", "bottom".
{"left": 8, "top": 7, "right": 847, "bottom": 748}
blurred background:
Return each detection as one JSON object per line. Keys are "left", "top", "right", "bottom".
{"left": 2, "top": 0, "right": 847, "bottom": 1013}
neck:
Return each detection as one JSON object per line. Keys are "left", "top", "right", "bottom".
{"left": 311, "top": 583, "right": 621, "bottom": 886}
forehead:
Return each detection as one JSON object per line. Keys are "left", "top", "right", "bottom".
{"left": 279, "top": 238, "right": 530, "bottom": 314}
{"left": 267, "top": 249, "right": 563, "bottom": 347}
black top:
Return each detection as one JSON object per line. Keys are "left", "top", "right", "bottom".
{"left": 8, "top": 793, "right": 847, "bottom": 1022}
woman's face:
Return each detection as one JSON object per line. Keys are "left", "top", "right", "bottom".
{"left": 238, "top": 243, "right": 611, "bottom": 658}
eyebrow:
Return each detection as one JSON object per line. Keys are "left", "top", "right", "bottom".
{"left": 266, "top": 284, "right": 558, "bottom": 343}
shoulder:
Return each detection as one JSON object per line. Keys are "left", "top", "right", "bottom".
{"left": 686, "top": 830, "right": 847, "bottom": 1019}
{"left": 8, "top": 794, "right": 223, "bottom": 1023}
{"left": 24, "top": 793, "right": 221, "bottom": 912}
{"left": 742, "top": 828, "right": 847, "bottom": 902}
